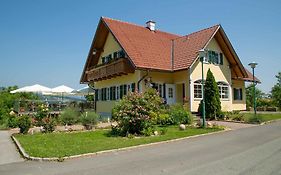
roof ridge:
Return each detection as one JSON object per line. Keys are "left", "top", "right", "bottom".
{"left": 101, "top": 16, "right": 181, "bottom": 37}
{"left": 172, "top": 24, "right": 220, "bottom": 41}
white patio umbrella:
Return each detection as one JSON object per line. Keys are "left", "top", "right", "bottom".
{"left": 72, "top": 86, "right": 95, "bottom": 95}
{"left": 51, "top": 85, "right": 74, "bottom": 101}
{"left": 10, "top": 84, "right": 51, "bottom": 94}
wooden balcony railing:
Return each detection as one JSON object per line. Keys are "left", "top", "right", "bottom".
{"left": 86, "top": 58, "right": 134, "bottom": 81}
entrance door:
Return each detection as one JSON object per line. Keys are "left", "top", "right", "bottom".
{"left": 165, "top": 84, "right": 176, "bottom": 105}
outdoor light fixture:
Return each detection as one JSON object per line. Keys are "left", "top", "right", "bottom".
{"left": 92, "top": 49, "right": 97, "bottom": 55}
{"left": 198, "top": 49, "right": 206, "bottom": 128}
{"left": 248, "top": 61, "right": 258, "bottom": 115}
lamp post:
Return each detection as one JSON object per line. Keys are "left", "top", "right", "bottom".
{"left": 248, "top": 62, "right": 258, "bottom": 116}
{"left": 199, "top": 49, "right": 206, "bottom": 127}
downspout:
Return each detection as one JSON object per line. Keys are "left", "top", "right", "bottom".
{"left": 137, "top": 70, "right": 149, "bottom": 92}
{"left": 171, "top": 39, "right": 174, "bottom": 71}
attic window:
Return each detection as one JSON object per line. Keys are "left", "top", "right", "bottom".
{"left": 207, "top": 50, "right": 223, "bottom": 65}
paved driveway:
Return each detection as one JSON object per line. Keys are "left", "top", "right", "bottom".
{"left": 0, "top": 131, "right": 23, "bottom": 165}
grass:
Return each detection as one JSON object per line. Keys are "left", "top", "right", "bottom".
{"left": 15, "top": 126, "right": 222, "bottom": 158}
{"left": 243, "top": 113, "right": 281, "bottom": 124}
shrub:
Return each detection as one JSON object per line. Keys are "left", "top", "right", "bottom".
{"left": 159, "top": 127, "right": 168, "bottom": 135}
{"left": 35, "top": 104, "right": 49, "bottom": 126}
{"left": 81, "top": 112, "right": 99, "bottom": 130}
{"left": 157, "top": 114, "right": 173, "bottom": 125}
{"left": 59, "top": 108, "right": 79, "bottom": 125}
{"left": 112, "top": 89, "right": 163, "bottom": 136}
{"left": 41, "top": 117, "right": 56, "bottom": 133}
{"left": 7, "top": 115, "right": 18, "bottom": 128}
{"left": 169, "top": 104, "right": 193, "bottom": 125}
{"left": 17, "top": 115, "right": 31, "bottom": 134}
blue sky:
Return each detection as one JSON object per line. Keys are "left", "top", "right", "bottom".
{"left": 0, "top": 0, "right": 280, "bottom": 93}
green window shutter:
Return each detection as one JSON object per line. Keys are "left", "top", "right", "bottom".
{"left": 220, "top": 53, "right": 223, "bottom": 65}
{"left": 131, "top": 83, "right": 135, "bottom": 92}
{"left": 239, "top": 88, "right": 243, "bottom": 100}
{"left": 208, "top": 51, "right": 212, "bottom": 63}
{"left": 120, "top": 85, "right": 123, "bottom": 99}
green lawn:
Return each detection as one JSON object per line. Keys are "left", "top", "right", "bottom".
{"left": 15, "top": 126, "right": 222, "bottom": 158}
{"left": 243, "top": 113, "right": 281, "bottom": 123}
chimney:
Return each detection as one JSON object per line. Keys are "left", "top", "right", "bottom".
{"left": 146, "top": 20, "right": 156, "bottom": 31}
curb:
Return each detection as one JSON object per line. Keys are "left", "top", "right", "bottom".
{"left": 12, "top": 128, "right": 230, "bottom": 162}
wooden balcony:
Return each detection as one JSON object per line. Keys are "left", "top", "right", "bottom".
{"left": 86, "top": 58, "right": 134, "bottom": 82}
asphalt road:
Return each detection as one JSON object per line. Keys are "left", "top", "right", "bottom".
{"left": 0, "top": 121, "right": 280, "bottom": 175}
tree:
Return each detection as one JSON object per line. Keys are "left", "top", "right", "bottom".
{"left": 246, "top": 84, "right": 264, "bottom": 108}
{"left": 271, "top": 72, "right": 281, "bottom": 108}
{"left": 204, "top": 69, "right": 221, "bottom": 119}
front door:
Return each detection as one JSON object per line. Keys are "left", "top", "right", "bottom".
{"left": 165, "top": 84, "right": 176, "bottom": 105}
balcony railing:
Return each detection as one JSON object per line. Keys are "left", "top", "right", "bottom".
{"left": 86, "top": 58, "right": 134, "bottom": 81}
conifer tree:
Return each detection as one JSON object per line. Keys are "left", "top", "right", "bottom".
{"left": 204, "top": 69, "right": 221, "bottom": 119}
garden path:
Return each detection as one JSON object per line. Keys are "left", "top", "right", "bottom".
{"left": 0, "top": 131, "right": 23, "bottom": 165}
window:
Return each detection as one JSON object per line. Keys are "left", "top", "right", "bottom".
{"left": 118, "top": 50, "right": 125, "bottom": 58}
{"left": 95, "top": 89, "right": 99, "bottom": 101}
{"left": 110, "top": 86, "right": 116, "bottom": 100}
{"left": 194, "top": 80, "right": 203, "bottom": 99}
{"left": 217, "top": 82, "right": 229, "bottom": 99}
{"left": 101, "top": 57, "right": 106, "bottom": 64}
{"left": 208, "top": 50, "right": 223, "bottom": 65}
{"left": 119, "top": 84, "right": 127, "bottom": 99}
{"left": 101, "top": 88, "right": 107, "bottom": 101}
{"left": 131, "top": 83, "right": 136, "bottom": 92}
{"left": 116, "top": 86, "right": 120, "bottom": 100}
{"left": 168, "top": 88, "right": 173, "bottom": 98}
{"left": 106, "top": 54, "right": 112, "bottom": 62}
{"left": 234, "top": 88, "right": 243, "bottom": 100}
{"left": 151, "top": 83, "right": 164, "bottom": 97}
{"left": 113, "top": 52, "right": 118, "bottom": 59}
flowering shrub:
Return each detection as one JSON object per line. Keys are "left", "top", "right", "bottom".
{"left": 35, "top": 103, "right": 49, "bottom": 126}
{"left": 42, "top": 117, "right": 56, "bottom": 133}
{"left": 112, "top": 88, "right": 164, "bottom": 136}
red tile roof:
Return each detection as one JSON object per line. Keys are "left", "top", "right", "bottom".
{"left": 173, "top": 25, "right": 219, "bottom": 70}
{"left": 103, "top": 17, "right": 180, "bottom": 71}
{"left": 81, "top": 17, "right": 257, "bottom": 83}
{"left": 244, "top": 69, "right": 261, "bottom": 83}
{"left": 103, "top": 17, "right": 220, "bottom": 71}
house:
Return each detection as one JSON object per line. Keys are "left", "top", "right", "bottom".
{"left": 80, "top": 17, "right": 260, "bottom": 117}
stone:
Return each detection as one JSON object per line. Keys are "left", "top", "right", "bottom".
{"left": 153, "top": 131, "right": 158, "bottom": 136}
{"left": 179, "top": 124, "right": 186, "bottom": 130}
{"left": 207, "top": 122, "right": 213, "bottom": 127}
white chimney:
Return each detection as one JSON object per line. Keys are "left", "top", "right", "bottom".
{"left": 146, "top": 20, "right": 156, "bottom": 31}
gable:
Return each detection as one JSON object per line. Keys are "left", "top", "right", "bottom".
{"left": 81, "top": 17, "right": 249, "bottom": 84}
{"left": 97, "top": 32, "right": 122, "bottom": 64}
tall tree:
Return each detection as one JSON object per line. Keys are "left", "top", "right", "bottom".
{"left": 204, "top": 69, "right": 221, "bottom": 119}
{"left": 271, "top": 72, "right": 281, "bottom": 108}
{"left": 246, "top": 84, "right": 264, "bottom": 108}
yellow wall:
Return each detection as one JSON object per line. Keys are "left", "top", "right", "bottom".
{"left": 93, "top": 71, "right": 140, "bottom": 115}
{"left": 97, "top": 32, "right": 121, "bottom": 64}
{"left": 232, "top": 80, "right": 246, "bottom": 110}
{"left": 190, "top": 38, "right": 234, "bottom": 112}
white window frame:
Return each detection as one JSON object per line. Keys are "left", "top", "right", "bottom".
{"left": 217, "top": 82, "right": 229, "bottom": 100}
{"left": 194, "top": 80, "right": 203, "bottom": 100}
